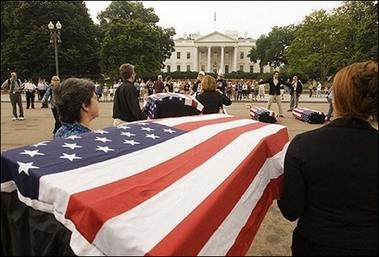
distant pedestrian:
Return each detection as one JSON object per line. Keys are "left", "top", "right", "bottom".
{"left": 153, "top": 75, "right": 165, "bottom": 93}
{"left": 325, "top": 86, "right": 333, "bottom": 121}
{"left": 287, "top": 76, "right": 303, "bottom": 111}
{"left": 24, "top": 78, "right": 36, "bottom": 109}
{"left": 37, "top": 78, "right": 48, "bottom": 108}
{"left": 42, "top": 76, "right": 62, "bottom": 135}
{"left": 1, "top": 72, "right": 25, "bottom": 120}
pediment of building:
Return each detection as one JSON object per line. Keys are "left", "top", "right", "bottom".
{"left": 195, "top": 31, "right": 237, "bottom": 43}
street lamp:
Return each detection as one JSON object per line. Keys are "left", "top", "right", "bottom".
{"left": 48, "top": 21, "right": 62, "bottom": 77}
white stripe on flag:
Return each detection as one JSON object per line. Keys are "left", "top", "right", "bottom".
{"left": 88, "top": 125, "right": 285, "bottom": 255}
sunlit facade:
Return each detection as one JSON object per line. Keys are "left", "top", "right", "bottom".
{"left": 162, "top": 30, "right": 273, "bottom": 74}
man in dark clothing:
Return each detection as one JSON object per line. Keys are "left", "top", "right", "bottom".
{"left": 112, "top": 63, "right": 147, "bottom": 126}
{"left": 153, "top": 75, "right": 165, "bottom": 93}
{"left": 1, "top": 72, "right": 25, "bottom": 120}
{"left": 258, "top": 71, "right": 291, "bottom": 117}
{"left": 216, "top": 73, "right": 227, "bottom": 95}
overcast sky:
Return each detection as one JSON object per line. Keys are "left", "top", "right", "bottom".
{"left": 84, "top": 1, "right": 342, "bottom": 39}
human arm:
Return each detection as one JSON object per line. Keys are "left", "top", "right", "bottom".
{"left": 1, "top": 80, "right": 8, "bottom": 89}
{"left": 126, "top": 86, "right": 147, "bottom": 120}
{"left": 297, "top": 82, "right": 303, "bottom": 96}
{"left": 277, "top": 135, "right": 307, "bottom": 221}
{"left": 41, "top": 87, "right": 51, "bottom": 102}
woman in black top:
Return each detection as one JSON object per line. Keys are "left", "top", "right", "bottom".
{"left": 196, "top": 75, "right": 232, "bottom": 114}
{"left": 278, "top": 60, "right": 378, "bottom": 256}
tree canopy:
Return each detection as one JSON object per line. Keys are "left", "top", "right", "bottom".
{"left": 1, "top": 1, "right": 377, "bottom": 82}
{"left": 1, "top": 1, "right": 100, "bottom": 80}
{"left": 1, "top": 0, "right": 175, "bottom": 81}
{"left": 248, "top": 0, "right": 378, "bottom": 84}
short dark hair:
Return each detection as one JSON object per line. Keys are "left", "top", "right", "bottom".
{"left": 119, "top": 63, "right": 135, "bottom": 80}
{"left": 53, "top": 78, "right": 96, "bottom": 123}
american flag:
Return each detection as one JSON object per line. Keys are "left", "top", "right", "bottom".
{"left": 144, "top": 92, "right": 204, "bottom": 119}
{"left": 1, "top": 114, "right": 289, "bottom": 256}
{"left": 250, "top": 106, "right": 278, "bottom": 123}
{"left": 292, "top": 107, "right": 326, "bottom": 124}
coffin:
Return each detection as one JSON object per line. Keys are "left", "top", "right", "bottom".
{"left": 250, "top": 106, "right": 278, "bottom": 123}
{"left": 144, "top": 93, "right": 204, "bottom": 119}
{"left": 292, "top": 107, "right": 326, "bottom": 124}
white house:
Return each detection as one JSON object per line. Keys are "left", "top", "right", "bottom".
{"left": 162, "top": 30, "right": 273, "bottom": 74}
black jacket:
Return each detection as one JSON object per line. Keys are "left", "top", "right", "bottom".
{"left": 196, "top": 91, "right": 232, "bottom": 114}
{"left": 258, "top": 77, "right": 291, "bottom": 95}
{"left": 112, "top": 80, "right": 147, "bottom": 122}
{"left": 278, "top": 118, "right": 378, "bottom": 253}
{"left": 289, "top": 81, "right": 303, "bottom": 96}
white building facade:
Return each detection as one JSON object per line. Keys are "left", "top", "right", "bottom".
{"left": 162, "top": 30, "right": 272, "bottom": 74}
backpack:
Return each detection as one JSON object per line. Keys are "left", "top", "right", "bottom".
{"left": 7, "top": 78, "right": 22, "bottom": 90}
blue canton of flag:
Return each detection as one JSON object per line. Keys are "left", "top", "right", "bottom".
{"left": 1, "top": 121, "right": 187, "bottom": 199}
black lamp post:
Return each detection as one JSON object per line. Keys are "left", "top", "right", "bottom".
{"left": 48, "top": 21, "right": 62, "bottom": 77}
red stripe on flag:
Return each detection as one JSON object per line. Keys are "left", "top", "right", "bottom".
{"left": 226, "top": 174, "right": 284, "bottom": 255}
{"left": 65, "top": 121, "right": 269, "bottom": 243}
{"left": 174, "top": 115, "right": 239, "bottom": 131}
{"left": 146, "top": 128, "right": 288, "bottom": 255}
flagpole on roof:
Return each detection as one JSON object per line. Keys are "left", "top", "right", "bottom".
{"left": 214, "top": 10, "right": 216, "bottom": 32}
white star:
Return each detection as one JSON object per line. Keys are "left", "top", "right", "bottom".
{"left": 59, "top": 153, "right": 82, "bottom": 161}
{"left": 146, "top": 134, "right": 160, "bottom": 139}
{"left": 93, "top": 129, "right": 109, "bottom": 134}
{"left": 117, "top": 124, "right": 131, "bottom": 129}
{"left": 124, "top": 140, "right": 140, "bottom": 146}
{"left": 17, "top": 161, "right": 39, "bottom": 175}
{"left": 163, "top": 128, "right": 176, "bottom": 134}
{"left": 20, "top": 150, "right": 45, "bottom": 157}
{"left": 62, "top": 143, "right": 83, "bottom": 149}
{"left": 121, "top": 131, "right": 136, "bottom": 137}
{"left": 139, "top": 122, "right": 149, "bottom": 126}
{"left": 96, "top": 146, "right": 115, "bottom": 153}
{"left": 141, "top": 127, "right": 154, "bottom": 132}
{"left": 95, "top": 137, "right": 112, "bottom": 143}
{"left": 65, "top": 135, "right": 81, "bottom": 140}
{"left": 32, "top": 141, "right": 48, "bottom": 147}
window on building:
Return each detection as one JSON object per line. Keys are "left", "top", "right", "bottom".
{"left": 240, "top": 65, "right": 244, "bottom": 71}
{"left": 240, "top": 52, "right": 244, "bottom": 59}
{"left": 187, "top": 52, "right": 190, "bottom": 59}
{"left": 167, "top": 65, "right": 171, "bottom": 73}
{"left": 177, "top": 52, "right": 181, "bottom": 59}
{"left": 225, "top": 65, "right": 229, "bottom": 74}
{"left": 201, "top": 65, "right": 205, "bottom": 71}
{"left": 213, "top": 52, "right": 217, "bottom": 60}
{"left": 201, "top": 52, "right": 206, "bottom": 61}
{"left": 177, "top": 65, "right": 181, "bottom": 71}
{"left": 250, "top": 65, "right": 254, "bottom": 73}
{"left": 186, "top": 65, "right": 191, "bottom": 71}
{"left": 225, "top": 52, "right": 230, "bottom": 60}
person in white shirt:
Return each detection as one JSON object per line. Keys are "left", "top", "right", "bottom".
{"left": 24, "top": 78, "right": 37, "bottom": 109}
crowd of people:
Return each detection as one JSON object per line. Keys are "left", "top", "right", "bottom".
{"left": 0, "top": 60, "right": 377, "bottom": 256}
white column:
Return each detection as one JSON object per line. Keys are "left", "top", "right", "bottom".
{"left": 194, "top": 46, "right": 198, "bottom": 71}
{"left": 233, "top": 46, "right": 238, "bottom": 72}
{"left": 207, "top": 46, "right": 211, "bottom": 73}
{"left": 220, "top": 46, "right": 225, "bottom": 74}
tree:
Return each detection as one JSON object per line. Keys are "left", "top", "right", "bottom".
{"left": 99, "top": 18, "right": 162, "bottom": 79}
{"left": 248, "top": 25, "right": 297, "bottom": 71}
{"left": 1, "top": 1, "right": 100, "bottom": 80}
{"left": 96, "top": 1, "right": 175, "bottom": 78}
{"left": 335, "top": 0, "right": 378, "bottom": 63}
{"left": 286, "top": 9, "right": 355, "bottom": 85}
